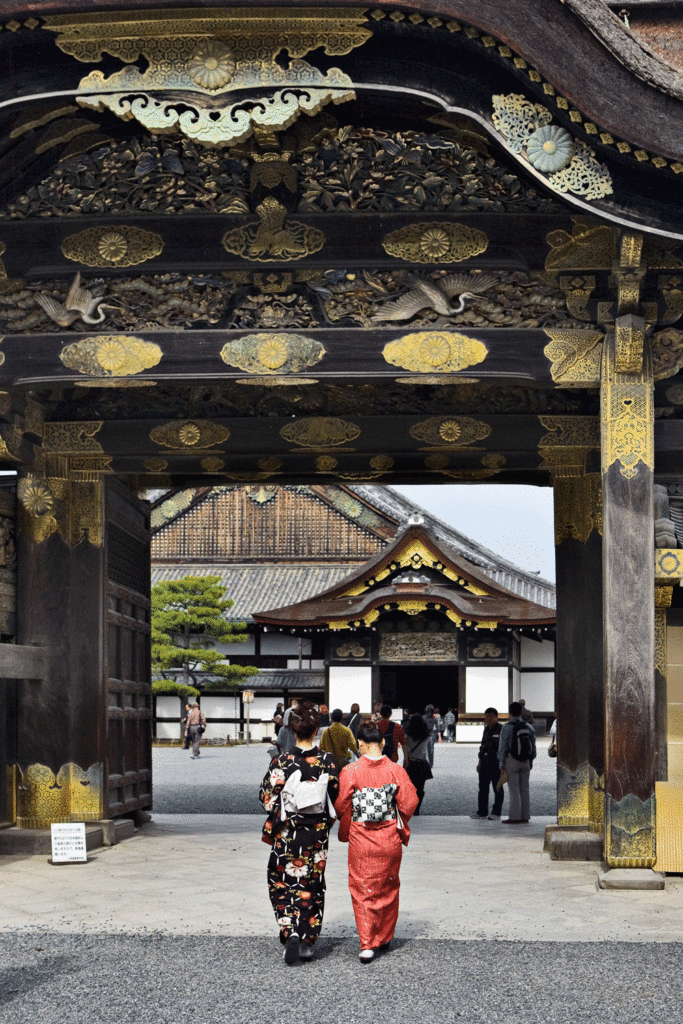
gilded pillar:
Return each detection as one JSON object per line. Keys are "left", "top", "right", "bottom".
{"left": 15, "top": 460, "right": 107, "bottom": 827}
{"left": 553, "top": 472, "right": 604, "bottom": 831}
{"left": 601, "top": 320, "right": 656, "bottom": 867}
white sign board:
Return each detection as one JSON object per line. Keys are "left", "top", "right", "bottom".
{"left": 51, "top": 822, "right": 87, "bottom": 863}
{"left": 242, "top": 690, "right": 255, "bottom": 703}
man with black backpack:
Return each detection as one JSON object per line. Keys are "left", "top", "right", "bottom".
{"left": 497, "top": 701, "right": 536, "bottom": 824}
{"left": 377, "top": 704, "right": 408, "bottom": 765}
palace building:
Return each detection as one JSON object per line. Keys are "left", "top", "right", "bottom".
{"left": 150, "top": 484, "right": 556, "bottom": 740}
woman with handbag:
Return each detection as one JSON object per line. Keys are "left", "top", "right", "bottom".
{"left": 335, "top": 721, "right": 418, "bottom": 963}
{"left": 404, "top": 713, "right": 434, "bottom": 815}
{"left": 259, "top": 702, "right": 339, "bottom": 965}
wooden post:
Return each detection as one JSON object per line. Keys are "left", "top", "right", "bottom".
{"left": 553, "top": 472, "right": 604, "bottom": 831}
{"left": 601, "top": 324, "right": 656, "bottom": 868}
{"left": 15, "top": 470, "right": 107, "bottom": 827}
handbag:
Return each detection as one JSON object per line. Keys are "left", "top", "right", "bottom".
{"left": 548, "top": 740, "right": 557, "bottom": 758}
{"left": 351, "top": 783, "right": 398, "bottom": 823}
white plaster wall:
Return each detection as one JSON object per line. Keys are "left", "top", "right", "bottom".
{"left": 155, "top": 721, "right": 179, "bottom": 739}
{"left": 329, "top": 665, "right": 372, "bottom": 714}
{"left": 261, "top": 634, "right": 312, "bottom": 655}
{"left": 520, "top": 637, "right": 555, "bottom": 668}
{"left": 156, "top": 695, "right": 181, "bottom": 719}
{"left": 520, "top": 671, "right": 555, "bottom": 711}
{"left": 465, "top": 666, "right": 509, "bottom": 715}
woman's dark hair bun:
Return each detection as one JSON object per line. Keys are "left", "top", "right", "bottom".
{"left": 357, "top": 721, "right": 382, "bottom": 746}
{"left": 290, "top": 701, "right": 319, "bottom": 740}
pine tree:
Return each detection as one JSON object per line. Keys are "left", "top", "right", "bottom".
{"left": 151, "top": 575, "right": 258, "bottom": 692}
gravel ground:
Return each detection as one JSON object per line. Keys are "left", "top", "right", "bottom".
{"left": 1, "top": 934, "right": 680, "bottom": 1024}
{"left": 152, "top": 740, "right": 558, "bottom": 815}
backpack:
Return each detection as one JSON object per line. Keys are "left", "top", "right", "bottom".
{"left": 382, "top": 722, "right": 396, "bottom": 759}
{"left": 509, "top": 719, "right": 533, "bottom": 762}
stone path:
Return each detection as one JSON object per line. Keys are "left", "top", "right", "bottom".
{"left": 152, "top": 740, "right": 558, "bottom": 815}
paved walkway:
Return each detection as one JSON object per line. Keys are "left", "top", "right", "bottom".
{"left": 2, "top": 814, "right": 683, "bottom": 942}
{"left": 152, "top": 740, "right": 558, "bottom": 815}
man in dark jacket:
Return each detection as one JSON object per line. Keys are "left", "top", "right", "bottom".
{"left": 470, "top": 707, "right": 504, "bottom": 820}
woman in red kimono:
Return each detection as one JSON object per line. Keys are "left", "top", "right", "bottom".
{"left": 335, "top": 720, "right": 418, "bottom": 963}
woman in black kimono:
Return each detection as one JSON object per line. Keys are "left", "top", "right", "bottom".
{"left": 259, "top": 702, "right": 339, "bottom": 964}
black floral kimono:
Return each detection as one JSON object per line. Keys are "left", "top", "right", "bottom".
{"left": 259, "top": 746, "right": 339, "bottom": 946}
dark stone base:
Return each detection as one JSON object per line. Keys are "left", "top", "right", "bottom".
{"left": 547, "top": 828, "right": 604, "bottom": 861}
{"left": 543, "top": 824, "right": 588, "bottom": 852}
{"left": 0, "top": 825, "right": 104, "bottom": 855}
{"left": 0, "top": 816, "right": 145, "bottom": 855}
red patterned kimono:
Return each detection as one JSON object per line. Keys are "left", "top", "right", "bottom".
{"left": 335, "top": 755, "right": 418, "bottom": 951}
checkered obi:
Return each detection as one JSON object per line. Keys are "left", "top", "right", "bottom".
{"left": 351, "top": 783, "right": 399, "bottom": 823}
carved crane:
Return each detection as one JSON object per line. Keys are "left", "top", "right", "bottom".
{"left": 370, "top": 272, "right": 498, "bottom": 323}
{"left": 35, "top": 273, "right": 114, "bottom": 327}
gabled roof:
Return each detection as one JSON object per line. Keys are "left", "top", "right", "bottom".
{"left": 345, "top": 485, "right": 555, "bottom": 609}
{"left": 253, "top": 524, "right": 554, "bottom": 630}
{"left": 150, "top": 483, "right": 555, "bottom": 618}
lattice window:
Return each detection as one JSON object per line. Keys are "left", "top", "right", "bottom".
{"left": 108, "top": 524, "right": 149, "bottom": 594}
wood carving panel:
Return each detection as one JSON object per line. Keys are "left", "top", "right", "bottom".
{"left": 379, "top": 633, "right": 460, "bottom": 662}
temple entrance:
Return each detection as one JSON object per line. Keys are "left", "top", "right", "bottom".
{"left": 380, "top": 664, "right": 459, "bottom": 719}
{"left": 0, "top": 1, "right": 681, "bottom": 875}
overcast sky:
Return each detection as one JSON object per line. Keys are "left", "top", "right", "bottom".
{"left": 392, "top": 484, "right": 556, "bottom": 582}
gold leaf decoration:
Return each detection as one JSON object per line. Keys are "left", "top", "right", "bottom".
{"left": 221, "top": 333, "right": 325, "bottom": 374}
{"left": 200, "top": 457, "right": 225, "bottom": 473}
{"left": 61, "top": 225, "right": 164, "bottom": 267}
{"left": 384, "top": 332, "right": 488, "bottom": 373}
{"left": 316, "top": 455, "right": 338, "bottom": 472}
{"left": 280, "top": 417, "right": 360, "bottom": 448}
{"left": 150, "top": 420, "right": 230, "bottom": 449}
{"left": 409, "top": 417, "right": 491, "bottom": 449}
{"left": 60, "top": 335, "right": 162, "bottom": 377}
{"left": 144, "top": 458, "right": 168, "bottom": 473}
{"left": 543, "top": 329, "right": 604, "bottom": 387}
{"left": 382, "top": 223, "right": 488, "bottom": 263}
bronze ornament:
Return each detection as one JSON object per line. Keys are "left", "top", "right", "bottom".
{"left": 59, "top": 336, "right": 162, "bottom": 378}
{"left": 383, "top": 332, "right": 488, "bottom": 374}
{"left": 652, "top": 328, "right": 683, "bottom": 382}
{"left": 381, "top": 223, "right": 489, "bottom": 263}
{"left": 222, "top": 198, "right": 326, "bottom": 261}
{"left": 150, "top": 420, "right": 230, "bottom": 450}
{"left": 280, "top": 417, "right": 360, "bottom": 449}
{"left": 220, "top": 334, "right": 325, "bottom": 375}
{"left": 410, "top": 416, "right": 491, "bottom": 450}
{"left": 144, "top": 458, "right": 169, "bottom": 473}
{"left": 61, "top": 226, "right": 164, "bottom": 268}
{"left": 492, "top": 94, "right": 612, "bottom": 201}
{"left": 48, "top": 8, "right": 368, "bottom": 148}
{"left": 18, "top": 473, "right": 104, "bottom": 548}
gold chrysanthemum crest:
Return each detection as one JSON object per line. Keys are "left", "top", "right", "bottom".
{"left": 382, "top": 223, "right": 489, "bottom": 263}
{"left": 220, "top": 333, "right": 326, "bottom": 375}
{"left": 383, "top": 332, "right": 488, "bottom": 374}
{"left": 61, "top": 225, "right": 164, "bottom": 267}
{"left": 60, "top": 335, "right": 162, "bottom": 377}
{"left": 150, "top": 420, "right": 230, "bottom": 450}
